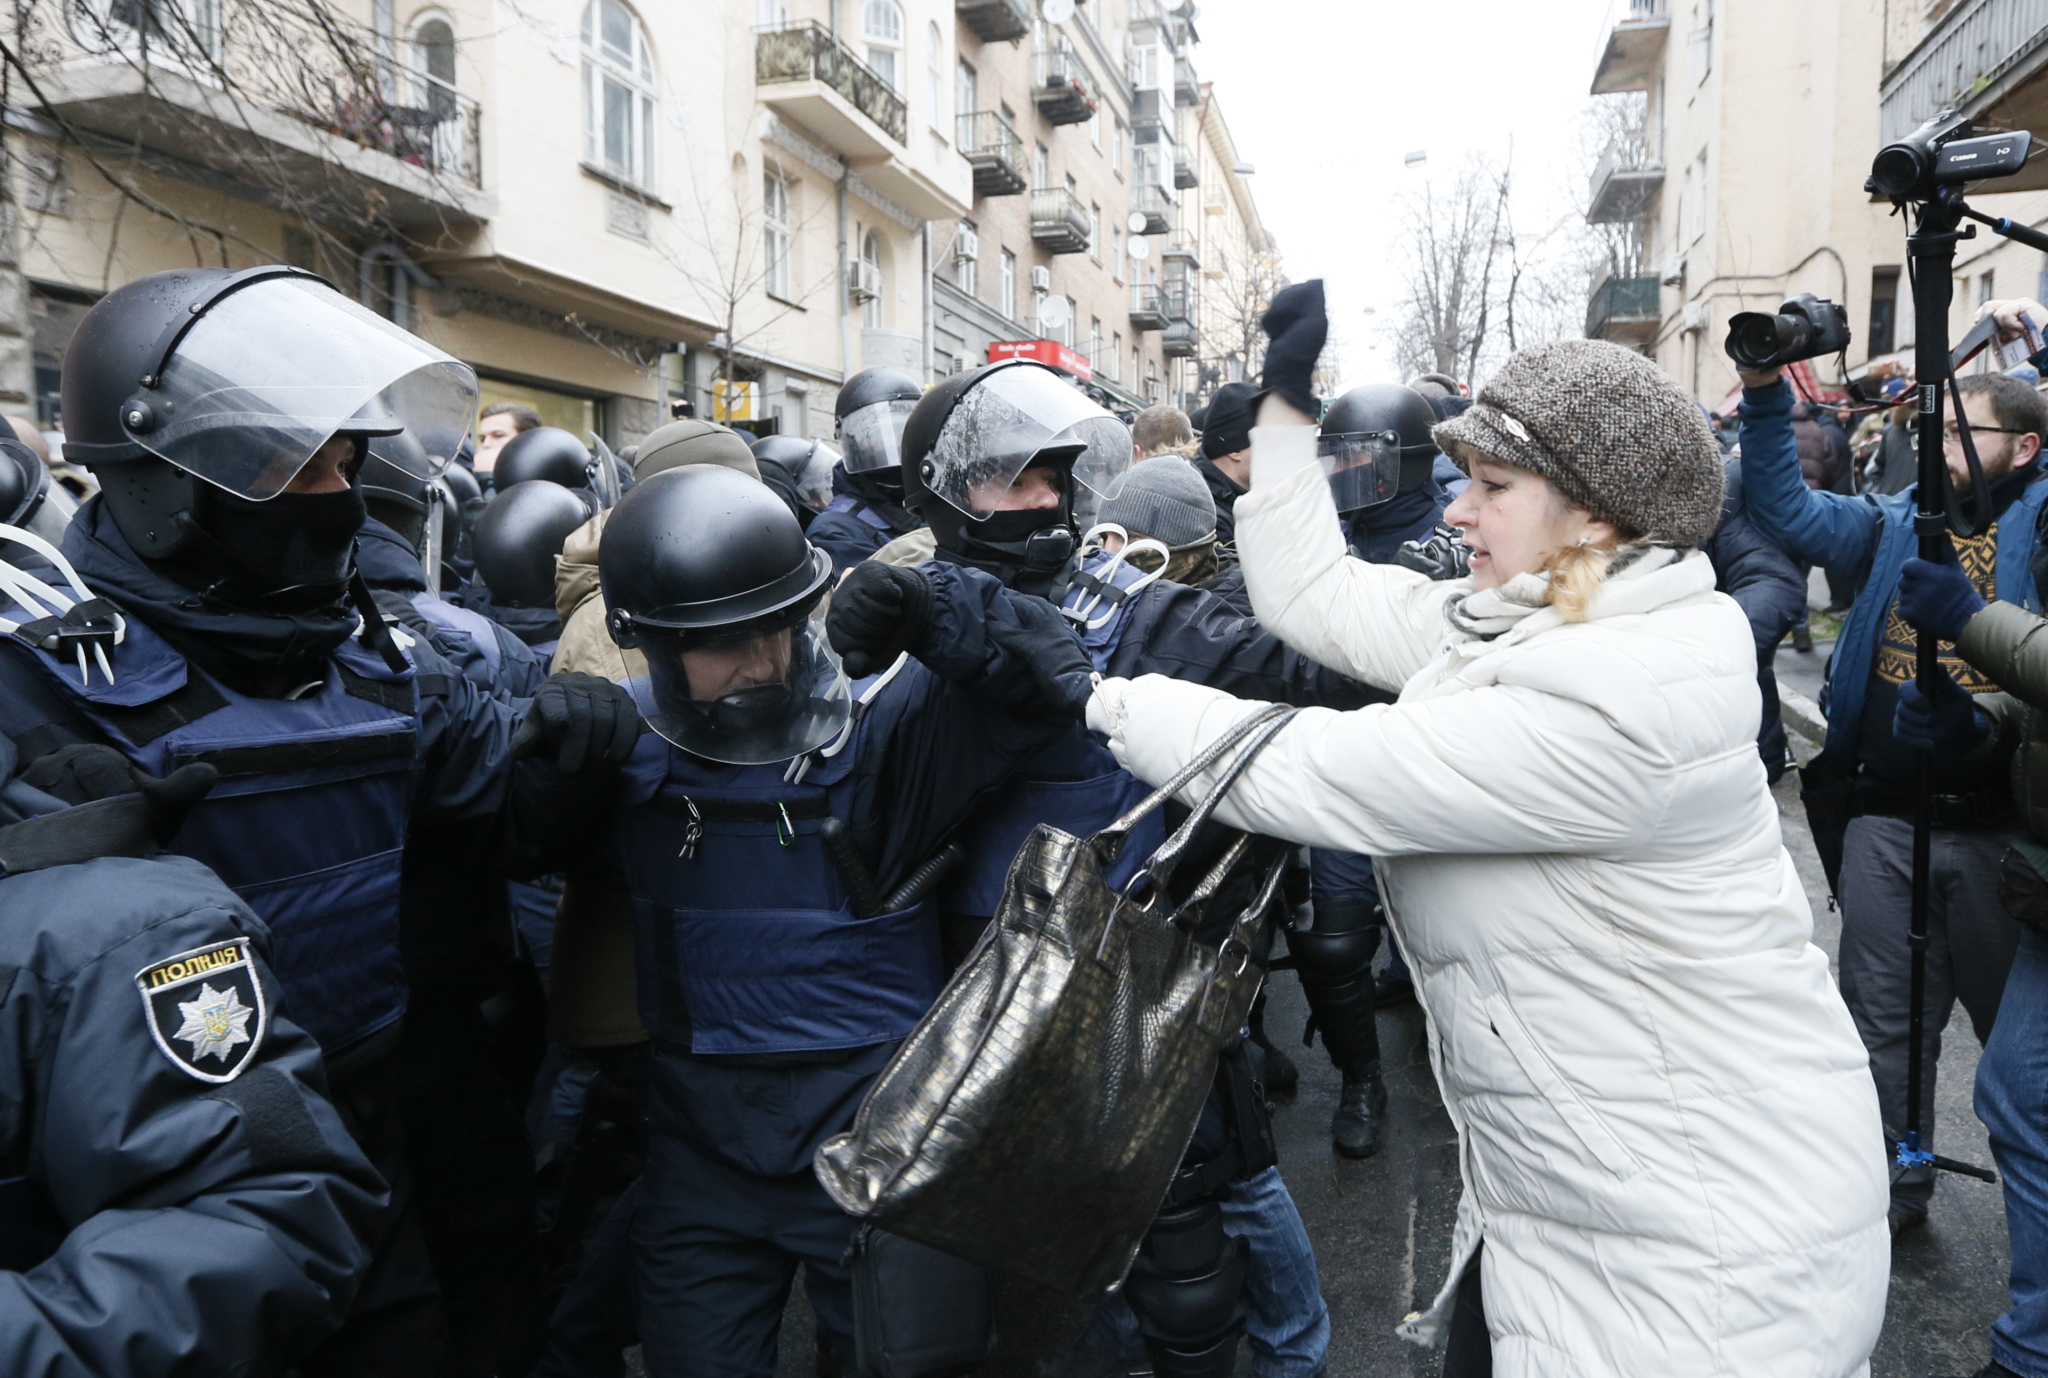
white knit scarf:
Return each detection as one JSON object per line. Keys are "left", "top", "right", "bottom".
{"left": 1441, "top": 544, "right": 1681, "bottom": 641}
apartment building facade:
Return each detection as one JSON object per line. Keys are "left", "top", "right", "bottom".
{"left": 1583, "top": 0, "right": 1903, "bottom": 407}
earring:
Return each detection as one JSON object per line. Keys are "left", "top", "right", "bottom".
{"left": 1577, "top": 534, "right": 1592, "bottom": 548}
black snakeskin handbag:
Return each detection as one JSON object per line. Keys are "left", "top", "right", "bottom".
{"left": 815, "top": 703, "right": 1298, "bottom": 1299}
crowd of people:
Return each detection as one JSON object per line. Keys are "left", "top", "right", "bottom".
{"left": 5, "top": 261, "right": 2048, "bottom": 1378}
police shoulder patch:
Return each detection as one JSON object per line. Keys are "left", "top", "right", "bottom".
{"left": 135, "top": 939, "right": 268, "bottom": 1084}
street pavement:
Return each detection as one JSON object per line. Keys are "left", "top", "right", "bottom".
{"left": 755, "top": 633, "right": 2015, "bottom": 1378}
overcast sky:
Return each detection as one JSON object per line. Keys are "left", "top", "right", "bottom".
{"left": 1195, "top": 0, "right": 1620, "bottom": 389}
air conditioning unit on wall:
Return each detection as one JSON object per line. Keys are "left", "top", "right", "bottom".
{"left": 956, "top": 228, "right": 980, "bottom": 262}
{"left": 1030, "top": 264, "right": 1052, "bottom": 291}
{"left": 848, "top": 259, "right": 882, "bottom": 303}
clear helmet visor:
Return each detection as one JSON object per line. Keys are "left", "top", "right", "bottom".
{"left": 132, "top": 276, "right": 478, "bottom": 500}
{"left": 838, "top": 398, "right": 918, "bottom": 474}
{"left": 924, "top": 365, "right": 1133, "bottom": 520}
{"left": 797, "top": 440, "right": 839, "bottom": 509}
{"left": 420, "top": 487, "right": 447, "bottom": 601}
{"left": 1318, "top": 431, "right": 1404, "bottom": 512}
{"left": 628, "top": 603, "right": 852, "bottom": 765}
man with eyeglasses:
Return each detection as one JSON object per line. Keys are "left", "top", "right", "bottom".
{"left": 1737, "top": 306, "right": 2048, "bottom": 1237}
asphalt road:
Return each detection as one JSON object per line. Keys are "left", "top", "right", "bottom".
{"left": 749, "top": 633, "right": 2016, "bottom": 1378}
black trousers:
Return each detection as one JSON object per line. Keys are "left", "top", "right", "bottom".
{"left": 1441, "top": 1246, "right": 1489, "bottom": 1378}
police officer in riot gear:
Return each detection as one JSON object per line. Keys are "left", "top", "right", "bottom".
{"left": 464, "top": 479, "right": 597, "bottom": 662}
{"left": 512, "top": 462, "right": 1091, "bottom": 1377}
{"left": 0, "top": 733, "right": 390, "bottom": 1376}
{"left": 808, "top": 367, "right": 927, "bottom": 571}
{"left": 0, "top": 265, "right": 640, "bottom": 1375}
{"left": 750, "top": 432, "right": 837, "bottom": 528}
{"left": 493, "top": 424, "right": 598, "bottom": 492}
{"left": 1318, "top": 381, "right": 1448, "bottom": 562}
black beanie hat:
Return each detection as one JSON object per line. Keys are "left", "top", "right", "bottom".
{"left": 1201, "top": 382, "right": 1259, "bottom": 460}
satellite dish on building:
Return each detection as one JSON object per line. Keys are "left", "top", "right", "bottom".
{"left": 1403, "top": 150, "right": 1428, "bottom": 170}
{"left": 1127, "top": 237, "right": 1151, "bottom": 261}
{"left": 1042, "top": 0, "right": 1075, "bottom": 25}
{"left": 1127, "top": 210, "right": 1149, "bottom": 235}
{"left": 1038, "top": 294, "right": 1072, "bottom": 330}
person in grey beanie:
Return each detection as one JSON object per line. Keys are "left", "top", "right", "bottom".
{"left": 1088, "top": 288, "right": 1887, "bottom": 1376}
{"left": 1095, "top": 455, "right": 1219, "bottom": 584}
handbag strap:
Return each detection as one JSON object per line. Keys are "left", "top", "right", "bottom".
{"left": 1114, "top": 706, "right": 1300, "bottom": 900}
{"left": 1098, "top": 703, "right": 1294, "bottom": 853}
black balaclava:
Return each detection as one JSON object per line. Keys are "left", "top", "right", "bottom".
{"left": 158, "top": 439, "right": 370, "bottom": 615}
{"left": 931, "top": 462, "right": 1078, "bottom": 601}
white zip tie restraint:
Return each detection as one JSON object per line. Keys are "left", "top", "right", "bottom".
{"left": 0, "top": 522, "right": 125, "bottom": 686}
{"left": 1070, "top": 523, "right": 1171, "bottom": 630}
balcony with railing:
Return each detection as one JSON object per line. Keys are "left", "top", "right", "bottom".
{"left": 957, "top": 0, "right": 1032, "bottom": 43}
{"left": 1131, "top": 87, "right": 1169, "bottom": 142}
{"left": 1174, "top": 152, "right": 1199, "bottom": 189}
{"left": 1175, "top": 56, "right": 1201, "bottom": 106}
{"left": 1586, "top": 138, "right": 1664, "bottom": 223}
{"left": 1586, "top": 273, "right": 1660, "bottom": 344}
{"left": 1590, "top": 0, "right": 1670, "bottom": 95}
{"left": 1130, "top": 182, "right": 1172, "bottom": 235}
{"left": 1130, "top": 283, "right": 1169, "bottom": 331}
{"left": 1162, "top": 318, "right": 1199, "bottom": 358}
{"left": 757, "top": 21, "right": 907, "bottom": 154}
{"left": 29, "top": 0, "right": 489, "bottom": 226}
{"left": 1163, "top": 236, "right": 1201, "bottom": 272}
{"left": 1880, "top": 0, "right": 2048, "bottom": 190}
{"left": 958, "top": 111, "right": 1026, "bottom": 197}
{"left": 1034, "top": 39, "right": 1099, "bottom": 125}
{"left": 1031, "top": 187, "right": 1091, "bottom": 253}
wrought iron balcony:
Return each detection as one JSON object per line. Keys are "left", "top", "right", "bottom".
{"left": 958, "top": 111, "right": 1027, "bottom": 197}
{"left": 957, "top": 0, "right": 1031, "bottom": 43}
{"left": 1030, "top": 186, "right": 1091, "bottom": 254}
{"left": 1586, "top": 273, "right": 1660, "bottom": 344}
{"left": 1175, "top": 56, "right": 1201, "bottom": 106}
{"left": 757, "top": 21, "right": 908, "bottom": 149}
{"left": 1034, "top": 39, "right": 1098, "bottom": 126}
{"left": 1586, "top": 138, "right": 1664, "bottom": 223}
{"left": 1130, "top": 182, "right": 1171, "bottom": 235}
{"left": 1130, "top": 284, "right": 1169, "bottom": 331}
{"left": 1590, "top": 0, "right": 1669, "bottom": 95}
{"left": 1163, "top": 237, "right": 1201, "bottom": 272}
{"left": 1880, "top": 0, "right": 2048, "bottom": 193}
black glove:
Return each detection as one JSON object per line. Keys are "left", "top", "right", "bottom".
{"left": 988, "top": 593, "right": 1095, "bottom": 722}
{"left": 1894, "top": 668, "right": 1991, "bottom": 756}
{"left": 1259, "top": 279, "right": 1328, "bottom": 418}
{"left": 828, "top": 562, "right": 933, "bottom": 679}
{"left": 513, "top": 671, "right": 642, "bottom": 774}
{"left": 1394, "top": 524, "right": 1474, "bottom": 581}
{"left": 1896, "top": 538, "right": 1987, "bottom": 643}
{"left": 19, "top": 743, "right": 219, "bottom": 845}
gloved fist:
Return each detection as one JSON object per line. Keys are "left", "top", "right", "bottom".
{"left": 1395, "top": 524, "right": 1474, "bottom": 582}
{"left": 1896, "top": 539, "right": 1987, "bottom": 643}
{"left": 514, "top": 671, "right": 641, "bottom": 774}
{"left": 19, "top": 743, "right": 218, "bottom": 845}
{"left": 1259, "top": 279, "right": 1328, "bottom": 419}
{"left": 1894, "top": 669, "right": 1991, "bottom": 756}
{"left": 1087, "top": 676, "right": 1129, "bottom": 741}
{"left": 828, "top": 562, "right": 932, "bottom": 679}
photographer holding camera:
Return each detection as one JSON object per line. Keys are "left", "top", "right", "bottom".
{"left": 1735, "top": 300, "right": 2048, "bottom": 1237}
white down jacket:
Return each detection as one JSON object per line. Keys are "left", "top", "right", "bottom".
{"left": 1088, "top": 432, "right": 1889, "bottom": 1377}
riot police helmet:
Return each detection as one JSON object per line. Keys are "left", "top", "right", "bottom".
{"left": 441, "top": 455, "right": 483, "bottom": 507}
{"left": 493, "top": 426, "right": 593, "bottom": 491}
{"left": 59, "top": 265, "right": 476, "bottom": 604}
{"left": 0, "top": 436, "right": 49, "bottom": 527}
{"left": 472, "top": 479, "right": 594, "bottom": 609}
{"left": 898, "top": 360, "right": 1131, "bottom": 588}
{"left": 750, "top": 434, "right": 837, "bottom": 517}
{"left": 1316, "top": 382, "right": 1442, "bottom": 514}
{"left": 359, "top": 428, "right": 434, "bottom": 548}
{"left": 601, "top": 464, "right": 847, "bottom": 764}
{"left": 834, "top": 367, "right": 922, "bottom": 484}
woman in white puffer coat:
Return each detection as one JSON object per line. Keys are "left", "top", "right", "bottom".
{"left": 1087, "top": 294, "right": 1888, "bottom": 1377}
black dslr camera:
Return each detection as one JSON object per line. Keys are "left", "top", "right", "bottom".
{"left": 1723, "top": 294, "right": 1852, "bottom": 370}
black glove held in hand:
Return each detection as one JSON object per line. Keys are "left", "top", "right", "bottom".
{"left": 20, "top": 743, "right": 219, "bottom": 845}
{"left": 1259, "top": 279, "right": 1328, "bottom": 418}
{"left": 828, "top": 562, "right": 933, "bottom": 679}
{"left": 514, "top": 671, "right": 642, "bottom": 774}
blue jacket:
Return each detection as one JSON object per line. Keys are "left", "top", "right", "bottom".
{"left": 0, "top": 744, "right": 387, "bottom": 1373}
{"left": 1737, "top": 378, "right": 2048, "bottom": 771}
{"left": 808, "top": 468, "right": 923, "bottom": 574}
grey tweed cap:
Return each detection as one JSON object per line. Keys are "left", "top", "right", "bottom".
{"left": 1431, "top": 340, "right": 1723, "bottom": 546}
{"left": 1098, "top": 455, "right": 1217, "bottom": 547}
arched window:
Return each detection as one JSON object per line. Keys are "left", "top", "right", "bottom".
{"left": 861, "top": 232, "right": 885, "bottom": 329}
{"left": 582, "top": 0, "right": 656, "bottom": 189}
{"left": 926, "top": 21, "right": 943, "bottom": 130}
{"left": 862, "top": 0, "right": 903, "bottom": 92}
{"left": 409, "top": 15, "right": 457, "bottom": 119}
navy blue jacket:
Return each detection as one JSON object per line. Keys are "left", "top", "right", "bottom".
{"left": 1738, "top": 378, "right": 2048, "bottom": 772}
{"left": 807, "top": 468, "right": 923, "bottom": 574}
{"left": 358, "top": 517, "right": 545, "bottom": 697}
{"left": 0, "top": 753, "right": 386, "bottom": 1374}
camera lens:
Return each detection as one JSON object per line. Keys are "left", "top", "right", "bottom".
{"left": 1870, "top": 144, "right": 1928, "bottom": 198}
{"left": 1730, "top": 314, "right": 1797, "bottom": 370}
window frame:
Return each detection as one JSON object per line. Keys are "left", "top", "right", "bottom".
{"left": 1000, "top": 249, "right": 1018, "bottom": 321}
{"left": 763, "top": 165, "right": 794, "bottom": 301}
{"left": 861, "top": 230, "right": 885, "bottom": 329}
{"left": 863, "top": 0, "right": 905, "bottom": 93}
{"left": 582, "top": 0, "right": 658, "bottom": 192}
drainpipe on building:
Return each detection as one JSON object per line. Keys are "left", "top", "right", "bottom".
{"left": 838, "top": 170, "right": 853, "bottom": 387}
{"left": 922, "top": 223, "right": 935, "bottom": 386}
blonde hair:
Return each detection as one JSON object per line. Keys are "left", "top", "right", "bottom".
{"left": 1539, "top": 486, "right": 1640, "bottom": 622}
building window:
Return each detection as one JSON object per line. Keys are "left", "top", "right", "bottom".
{"left": 756, "top": 0, "right": 789, "bottom": 22}
{"left": 1090, "top": 202, "right": 1101, "bottom": 262}
{"left": 1113, "top": 227, "right": 1124, "bottom": 283}
{"left": 1114, "top": 118, "right": 1126, "bottom": 175}
{"left": 1684, "top": 149, "right": 1706, "bottom": 245}
{"left": 1145, "top": 357, "right": 1159, "bottom": 401}
{"left": 958, "top": 59, "right": 978, "bottom": 119}
{"left": 1112, "top": 331, "right": 1123, "bottom": 381}
{"left": 1091, "top": 107, "right": 1102, "bottom": 150}
{"left": 927, "top": 22, "right": 944, "bottom": 130}
{"left": 1689, "top": 0, "right": 1712, "bottom": 86}
{"left": 1868, "top": 266, "right": 1900, "bottom": 358}
{"left": 861, "top": 231, "right": 885, "bottom": 328}
{"left": 763, "top": 167, "right": 792, "bottom": 299}
{"left": 1063, "top": 297, "right": 1078, "bottom": 348}
{"left": 1000, "top": 249, "right": 1017, "bottom": 320}
{"left": 582, "top": 0, "right": 657, "bottom": 189}
{"left": 1035, "top": 143, "right": 1050, "bottom": 188}
{"left": 955, "top": 221, "right": 977, "bottom": 295}
{"left": 1089, "top": 316, "right": 1102, "bottom": 361}
{"left": 863, "top": 0, "right": 903, "bottom": 91}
